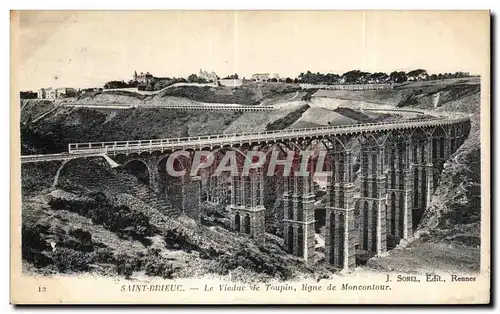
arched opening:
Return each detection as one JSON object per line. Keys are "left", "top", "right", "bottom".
{"left": 391, "top": 192, "right": 396, "bottom": 235}
{"left": 314, "top": 207, "right": 326, "bottom": 232}
{"left": 391, "top": 161, "right": 396, "bottom": 189}
{"left": 244, "top": 214, "right": 251, "bottom": 234}
{"left": 330, "top": 212, "right": 336, "bottom": 263}
{"left": 362, "top": 150, "right": 369, "bottom": 176}
{"left": 371, "top": 153, "right": 377, "bottom": 177}
{"left": 372, "top": 202, "right": 378, "bottom": 252}
{"left": 398, "top": 194, "right": 405, "bottom": 236}
{"left": 412, "top": 168, "right": 420, "bottom": 228}
{"left": 124, "top": 160, "right": 150, "bottom": 186}
{"left": 330, "top": 184, "right": 337, "bottom": 205}
{"left": 398, "top": 144, "right": 406, "bottom": 189}
{"left": 297, "top": 226, "right": 304, "bottom": 257}
{"left": 371, "top": 181, "right": 377, "bottom": 198}
{"left": 297, "top": 204, "right": 304, "bottom": 221}
{"left": 338, "top": 212, "right": 345, "bottom": 266}
{"left": 432, "top": 138, "right": 438, "bottom": 160}
{"left": 338, "top": 190, "right": 345, "bottom": 209}
{"left": 234, "top": 212, "right": 241, "bottom": 232}
{"left": 363, "top": 201, "right": 369, "bottom": 250}
{"left": 288, "top": 205, "right": 294, "bottom": 220}
{"left": 398, "top": 143, "right": 405, "bottom": 169}
{"left": 362, "top": 180, "right": 368, "bottom": 197}
{"left": 420, "top": 169, "right": 427, "bottom": 223}
{"left": 287, "top": 226, "right": 294, "bottom": 253}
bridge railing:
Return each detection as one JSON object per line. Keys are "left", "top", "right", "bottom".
{"left": 68, "top": 115, "right": 470, "bottom": 154}
{"left": 62, "top": 103, "right": 274, "bottom": 111}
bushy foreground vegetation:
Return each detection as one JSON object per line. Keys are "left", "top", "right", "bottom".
{"left": 22, "top": 189, "right": 308, "bottom": 281}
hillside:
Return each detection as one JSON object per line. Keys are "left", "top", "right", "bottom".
{"left": 20, "top": 101, "right": 242, "bottom": 154}
{"left": 367, "top": 78, "right": 482, "bottom": 273}
{"left": 21, "top": 157, "right": 316, "bottom": 281}
{"left": 21, "top": 98, "right": 386, "bottom": 151}
{"left": 75, "top": 82, "right": 302, "bottom": 106}
{"left": 20, "top": 78, "right": 483, "bottom": 277}
{"left": 312, "top": 77, "right": 480, "bottom": 108}
{"left": 289, "top": 107, "right": 357, "bottom": 128}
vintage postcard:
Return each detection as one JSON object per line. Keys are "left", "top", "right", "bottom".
{"left": 10, "top": 10, "right": 490, "bottom": 304}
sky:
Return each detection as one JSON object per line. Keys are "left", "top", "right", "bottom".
{"left": 14, "top": 10, "right": 489, "bottom": 91}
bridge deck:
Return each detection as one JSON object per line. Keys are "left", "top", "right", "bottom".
{"left": 20, "top": 111, "right": 470, "bottom": 163}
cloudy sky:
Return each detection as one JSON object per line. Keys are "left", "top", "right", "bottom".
{"left": 14, "top": 10, "right": 489, "bottom": 90}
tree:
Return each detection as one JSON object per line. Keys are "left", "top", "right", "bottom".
{"left": 407, "top": 69, "right": 427, "bottom": 77}
{"left": 297, "top": 71, "right": 341, "bottom": 84}
{"left": 20, "top": 91, "right": 37, "bottom": 99}
{"left": 223, "top": 73, "right": 239, "bottom": 79}
{"left": 103, "top": 80, "right": 130, "bottom": 89}
{"left": 369, "top": 72, "right": 389, "bottom": 83}
{"left": 293, "top": 78, "right": 299, "bottom": 84}
{"left": 430, "top": 74, "right": 438, "bottom": 80}
{"left": 341, "top": 70, "right": 370, "bottom": 84}
{"left": 285, "top": 77, "right": 293, "bottom": 83}
{"left": 270, "top": 78, "right": 278, "bottom": 83}
{"left": 389, "top": 71, "right": 407, "bottom": 83}
{"left": 187, "top": 74, "right": 198, "bottom": 83}
{"left": 127, "top": 80, "right": 139, "bottom": 87}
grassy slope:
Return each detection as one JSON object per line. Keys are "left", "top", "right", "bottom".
{"left": 222, "top": 102, "right": 305, "bottom": 134}
{"left": 289, "top": 107, "right": 358, "bottom": 128}
{"left": 20, "top": 103, "right": 243, "bottom": 154}
{"left": 21, "top": 158, "right": 313, "bottom": 281}
{"left": 312, "top": 77, "right": 480, "bottom": 107}
{"left": 75, "top": 82, "right": 302, "bottom": 106}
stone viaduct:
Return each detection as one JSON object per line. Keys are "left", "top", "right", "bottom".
{"left": 21, "top": 112, "right": 470, "bottom": 270}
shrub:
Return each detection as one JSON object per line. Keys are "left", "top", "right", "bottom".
{"left": 48, "top": 195, "right": 158, "bottom": 245}
{"left": 52, "top": 247, "right": 92, "bottom": 273}
{"left": 22, "top": 224, "right": 53, "bottom": 268}
{"left": 397, "top": 92, "right": 419, "bottom": 107}
{"left": 69, "top": 228, "right": 92, "bottom": 244}
{"left": 142, "top": 249, "right": 175, "bottom": 279}
{"left": 93, "top": 248, "right": 116, "bottom": 264}
{"left": 215, "top": 248, "right": 293, "bottom": 280}
{"left": 115, "top": 253, "right": 142, "bottom": 279}
{"left": 266, "top": 105, "right": 310, "bottom": 130}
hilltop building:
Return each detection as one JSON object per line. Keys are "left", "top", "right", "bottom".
{"left": 198, "top": 69, "right": 218, "bottom": 82}
{"left": 37, "top": 88, "right": 47, "bottom": 99}
{"left": 251, "top": 73, "right": 280, "bottom": 82}
{"left": 251, "top": 73, "right": 269, "bottom": 82}
{"left": 56, "top": 87, "right": 77, "bottom": 98}
{"left": 133, "top": 71, "right": 155, "bottom": 84}
{"left": 407, "top": 72, "right": 429, "bottom": 81}
{"left": 37, "top": 87, "right": 77, "bottom": 99}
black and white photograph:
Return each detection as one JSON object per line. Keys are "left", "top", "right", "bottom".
{"left": 10, "top": 10, "right": 490, "bottom": 304}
